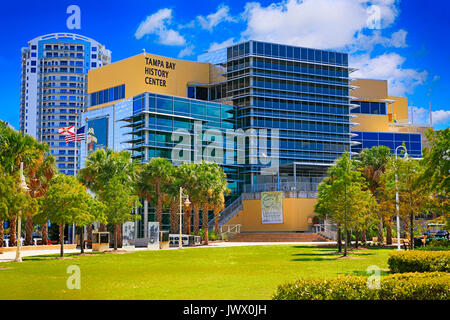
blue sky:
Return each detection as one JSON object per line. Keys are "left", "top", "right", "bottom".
{"left": 0, "top": 0, "right": 449, "bottom": 129}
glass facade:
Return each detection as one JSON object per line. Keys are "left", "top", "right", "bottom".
{"left": 221, "top": 40, "right": 352, "bottom": 185}
{"left": 90, "top": 84, "right": 125, "bottom": 107}
{"left": 121, "top": 92, "right": 241, "bottom": 197}
{"left": 351, "top": 131, "right": 422, "bottom": 158}
{"left": 351, "top": 101, "right": 387, "bottom": 115}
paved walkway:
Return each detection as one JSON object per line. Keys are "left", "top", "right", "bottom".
{"left": 0, "top": 241, "right": 336, "bottom": 263}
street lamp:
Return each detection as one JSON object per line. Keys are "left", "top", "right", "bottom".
{"left": 395, "top": 145, "right": 408, "bottom": 251}
{"left": 178, "top": 187, "right": 191, "bottom": 249}
{"left": 15, "top": 162, "right": 29, "bottom": 262}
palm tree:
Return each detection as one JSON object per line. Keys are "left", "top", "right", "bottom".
{"left": 79, "top": 148, "right": 139, "bottom": 242}
{"left": 358, "top": 146, "right": 392, "bottom": 243}
{"left": 196, "top": 161, "right": 229, "bottom": 245}
{"left": 177, "top": 162, "right": 199, "bottom": 234}
{"left": 138, "top": 158, "right": 174, "bottom": 228}
{"left": 0, "top": 125, "right": 45, "bottom": 248}
{"left": 30, "top": 154, "right": 56, "bottom": 245}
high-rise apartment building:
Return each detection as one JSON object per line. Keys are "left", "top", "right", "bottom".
{"left": 20, "top": 33, "right": 111, "bottom": 175}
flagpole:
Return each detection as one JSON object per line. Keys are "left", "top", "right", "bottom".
{"left": 73, "top": 112, "right": 77, "bottom": 245}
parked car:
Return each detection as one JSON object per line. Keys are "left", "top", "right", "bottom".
{"left": 424, "top": 223, "right": 449, "bottom": 244}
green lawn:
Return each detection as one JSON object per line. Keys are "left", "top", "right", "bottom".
{"left": 0, "top": 245, "right": 393, "bottom": 299}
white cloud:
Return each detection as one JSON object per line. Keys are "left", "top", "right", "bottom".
{"left": 241, "top": 0, "right": 401, "bottom": 50}
{"left": 135, "top": 8, "right": 186, "bottom": 46}
{"left": 197, "top": 5, "right": 236, "bottom": 31}
{"left": 178, "top": 45, "right": 195, "bottom": 58}
{"left": 411, "top": 107, "right": 450, "bottom": 126}
{"left": 350, "top": 29, "right": 407, "bottom": 53}
{"left": 207, "top": 37, "right": 236, "bottom": 52}
{"left": 431, "top": 109, "right": 450, "bottom": 125}
{"left": 351, "top": 53, "right": 427, "bottom": 96}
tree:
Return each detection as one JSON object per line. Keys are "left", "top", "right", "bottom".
{"left": 382, "top": 156, "right": 431, "bottom": 249}
{"left": 138, "top": 158, "right": 174, "bottom": 229}
{"left": 79, "top": 148, "right": 139, "bottom": 235}
{"left": 0, "top": 124, "right": 45, "bottom": 246}
{"left": 26, "top": 153, "right": 56, "bottom": 245}
{"left": 357, "top": 146, "right": 392, "bottom": 243}
{"left": 421, "top": 128, "right": 449, "bottom": 226}
{"left": 42, "top": 174, "right": 106, "bottom": 257}
{"left": 196, "top": 161, "right": 229, "bottom": 245}
{"left": 316, "top": 153, "right": 376, "bottom": 256}
{"left": 99, "top": 176, "right": 140, "bottom": 250}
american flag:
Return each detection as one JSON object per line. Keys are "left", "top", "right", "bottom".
{"left": 65, "top": 126, "right": 86, "bottom": 143}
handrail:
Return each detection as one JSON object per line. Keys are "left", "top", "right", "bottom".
{"left": 220, "top": 224, "right": 241, "bottom": 235}
{"left": 208, "top": 195, "right": 243, "bottom": 230}
{"left": 313, "top": 222, "right": 337, "bottom": 241}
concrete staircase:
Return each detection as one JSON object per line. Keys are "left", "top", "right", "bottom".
{"left": 228, "top": 232, "right": 331, "bottom": 242}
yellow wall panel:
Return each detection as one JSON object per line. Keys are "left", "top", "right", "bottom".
{"left": 389, "top": 96, "right": 409, "bottom": 122}
{"left": 227, "top": 198, "right": 318, "bottom": 232}
{"left": 87, "top": 53, "right": 210, "bottom": 110}
{"left": 352, "top": 79, "right": 388, "bottom": 100}
{"left": 351, "top": 114, "right": 391, "bottom": 132}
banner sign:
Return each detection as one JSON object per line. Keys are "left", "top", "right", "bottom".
{"left": 148, "top": 222, "right": 160, "bottom": 250}
{"left": 261, "top": 191, "right": 283, "bottom": 224}
{"left": 122, "top": 221, "right": 135, "bottom": 246}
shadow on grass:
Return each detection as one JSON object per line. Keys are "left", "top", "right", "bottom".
{"left": 341, "top": 269, "right": 391, "bottom": 277}
{"left": 291, "top": 256, "right": 340, "bottom": 262}
{"left": 23, "top": 252, "right": 103, "bottom": 262}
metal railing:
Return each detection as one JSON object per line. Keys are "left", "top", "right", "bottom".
{"left": 208, "top": 195, "right": 243, "bottom": 231}
{"left": 313, "top": 222, "right": 338, "bottom": 241}
{"left": 243, "top": 181, "right": 320, "bottom": 193}
{"left": 220, "top": 224, "right": 241, "bottom": 235}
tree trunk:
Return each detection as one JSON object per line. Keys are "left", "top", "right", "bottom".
{"left": 337, "top": 224, "right": 342, "bottom": 253}
{"left": 80, "top": 226, "right": 84, "bottom": 254}
{"left": 59, "top": 223, "right": 65, "bottom": 258}
{"left": 194, "top": 205, "right": 199, "bottom": 235}
{"left": 9, "top": 216, "right": 17, "bottom": 247}
{"left": 170, "top": 201, "right": 178, "bottom": 234}
{"left": 355, "top": 231, "right": 359, "bottom": 248}
{"left": 117, "top": 224, "right": 123, "bottom": 248}
{"left": 42, "top": 223, "right": 48, "bottom": 245}
{"left": 362, "top": 229, "right": 367, "bottom": 242}
{"left": 25, "top": 215, "right": 33, "bottom": 246}
{"left": 202, "top": 205, "right": 209, "bottom": 245}
{"left": 100, "top": 223, "right": 107, "bottom": 232}
{"left": 386, "top": 217, "right": 393, "bottom": 245}
{"left": 214, "top": 211, "right": 219, "bottom": 235}
{"left": 344, "top": 227, "right": 348, "bottom": 257}
{"left": 377, "top": 216, "right": 384, "bottom": 243}
{"left": 185, "top": 208, "right": 191, "bottom": 235}
{"left": 156, "top": 197, "right": 163, "bottom": 228}
{"left": 410, "top": 213, "right": 414, "bottom": 250}
{"left": 0, "top": 220, "right": 3, "bottom": 248}
{"left": 87, "top": 224, "right": 93, "bottom": 241}
{"left": 113, "top": 224, "right": 118, "bottom": 251}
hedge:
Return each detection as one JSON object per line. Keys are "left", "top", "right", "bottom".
{"left": 273, "top": 272, "right": 450, "bottom": 300}
{"left": 388, "top": 250, "right": 450, "bottom": 273}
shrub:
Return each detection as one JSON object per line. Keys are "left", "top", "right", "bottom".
{"left": 273, "top": 272, "right": 450, "bottom": 300}
{"left": 197, "top": 229, "right": 217, "bottom": 241}
{"left": 416, "top": 239, "right": 450, "bottom": 251}
{"left": 388, "top": 250, "right": 450, "bottom": 273}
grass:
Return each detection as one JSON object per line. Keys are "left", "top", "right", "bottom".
{"left": 0, "top": 245, "right": 393, "bottom": 299}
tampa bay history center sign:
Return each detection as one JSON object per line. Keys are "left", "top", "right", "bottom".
{"left": 144, "top": 56, "right": 176, "bottom": 88}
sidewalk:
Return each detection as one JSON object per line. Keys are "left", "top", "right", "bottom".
{"left": 0, "top": 241, "right": 336, "bottom": 262}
